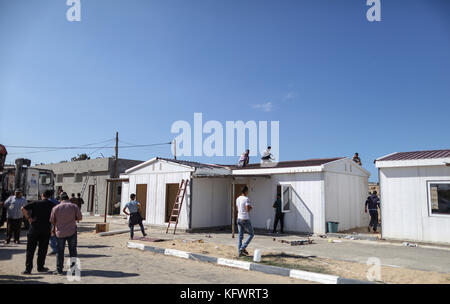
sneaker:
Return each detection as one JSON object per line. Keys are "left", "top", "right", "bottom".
{"left": 37, "top": 267, "right": 49, "bottom": 273}
{"left": 53, "top": 270, "right": 64, "bottom": 276}
{"left": 143, "top": 233, "right": 147, "bottom": 237}
{"left": 22, "top": 270, "right": 31, "bottom": 275}
{"left": 241, "top": 249, "right": 249, "bottom": 256}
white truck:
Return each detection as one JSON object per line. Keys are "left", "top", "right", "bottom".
{"left": 0, "top": 153, "right": 55, "bottom": 228}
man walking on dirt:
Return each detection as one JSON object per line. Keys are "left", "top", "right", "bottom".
{"left": 123, "top": 193, "right": 147, "bottom": 240}
{"left": 21, "top": 190, "right": 55, "bottom": 274}
{"left": 365, "top": 191, "right": 380, "bottom": 233}
{"left": 236, "top": 186, "right": 254, "bottom": 257}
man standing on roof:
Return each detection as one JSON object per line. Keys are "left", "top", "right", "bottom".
{"left": 236, "top": 186, "right": 254, "bottom": 257}
{"left": 365, "top": 191, "right": 380, "bottom": 233}
{"left": 352, "top": 153, "right": 362, "bottom": 166}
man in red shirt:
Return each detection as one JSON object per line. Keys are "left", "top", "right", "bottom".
{"left": 50, "top": 192, "right": 82, "bottom": 275}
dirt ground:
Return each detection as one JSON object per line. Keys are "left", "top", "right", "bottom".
{"left": 131, "top": 237, "right": 450, "bottom": 284}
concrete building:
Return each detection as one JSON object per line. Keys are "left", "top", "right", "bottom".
{"left": 35, "top": 158, "right": 143, "bottom": 215}
{"left": 120, "top": 156, "right": 370, "bottom": 234}
{"left": 375, "top": 149, "right": 450, "bottom": 244}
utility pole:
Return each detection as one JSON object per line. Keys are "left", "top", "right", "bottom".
{"left": 115, "top": 131, "right": 118, "bottom": 177}
{"left": 111, "top": 132, "right": 118, "bottom": 217}
{"left": 174, "top": 139, "right": 176, "bottom": 160}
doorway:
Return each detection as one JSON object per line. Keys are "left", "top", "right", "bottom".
{"left": 136, "top": 184, "right": 147, "bottom": 220}
{"left": 87, "top": 185, "right": 95, "bottom": 213}
{"left": 165, "top": 183, "right": 180, "bottom": 222}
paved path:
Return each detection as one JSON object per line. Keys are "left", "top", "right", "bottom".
{"left": 0, "top": 219, "right": 305, "bottom": 284}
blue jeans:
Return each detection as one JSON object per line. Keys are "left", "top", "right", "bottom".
{"left": 237, "top": 219, "right": 254, "bottom": 254}
{"left": 56, "top": 232, "right": 77, "bottom": 272}
{"left": 49, "top": 235, "right": 58, "bottom": 253}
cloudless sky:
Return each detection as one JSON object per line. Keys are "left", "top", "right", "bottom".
{"left": 1, "top": 0, "right": 449, "bottom": 181}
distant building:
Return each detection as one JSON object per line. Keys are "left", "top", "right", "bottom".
{"left": 375, "top": 149, "right": 450, "bottom": 244}
{"left": 35, "top": 158, "right": 143, "bottom": 215}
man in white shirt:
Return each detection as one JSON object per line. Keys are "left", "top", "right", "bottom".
{"left": 235, "top": 186, "right": 254, "bottom": 257}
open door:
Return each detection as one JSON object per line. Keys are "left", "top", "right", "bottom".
{"left": 165, "top": 183, "right": 179, "bottom": 222}
{"left": 136, "top": 184, "right": 147, "bottom": 220}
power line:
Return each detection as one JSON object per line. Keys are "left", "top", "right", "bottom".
{"left": 5, "top": 142, "right": 172, "bottom": 150}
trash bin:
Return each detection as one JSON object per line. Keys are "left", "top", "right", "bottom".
{"left": 327, "top": 221, "right": 339, "bottom": 233}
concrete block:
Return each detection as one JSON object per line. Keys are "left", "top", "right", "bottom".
{"left": 249, "top": 263, "right": 290, "bottom": 277}
{"left": 189, "top": 253, "right": 218, "bottom": 264}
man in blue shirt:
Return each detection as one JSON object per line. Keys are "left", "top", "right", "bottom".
{"left": 123, "top": 193, "right": 147, "bottom": 240}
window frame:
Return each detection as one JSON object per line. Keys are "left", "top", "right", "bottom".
{"left": 280, "top": 183, "right": 292, "bottom": 213}
{"left": 427, "top": 180, "right": 450, "bottom": 218}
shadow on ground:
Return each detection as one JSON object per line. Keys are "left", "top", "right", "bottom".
{"left": 80, "top": 269, "right": 139, "bottom": 278}
{"left": 76, "top": 253, "right": 112, "bottom": 259}
{"left": 77, "top": 245, "right": 112, "bottom": 249}
{"left": 0, "top": 275, "right": 50, "bottom": 284}
{"left": 0, "top": 247, "right": 26, "bottom": 261}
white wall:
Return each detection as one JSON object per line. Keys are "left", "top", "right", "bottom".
{"left": 380, "top": 166, "right": 450, "bottom": 244}
{"left": 238, "top": 172, "right": 326, "bottom": 234}
{"left": 324, "top": 172, "right": 369, "bottom": 231}
{"left": 191, "top": 178, "right": 231, "bottom": 229}
{"left": 120, "top": 160, "right": 192, "bottom": 229}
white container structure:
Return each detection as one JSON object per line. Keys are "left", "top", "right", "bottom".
{"left": 120, "top": 156, "right": 370, "bottom": 234}
{"left": 375, "top": 149, "right": 450, "bottom": 244}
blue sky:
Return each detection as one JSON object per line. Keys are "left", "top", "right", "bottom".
{"left": 0, "top": 0, "right": 449, "bottom": 182}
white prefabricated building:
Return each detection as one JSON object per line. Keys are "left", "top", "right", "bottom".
{"left": 375, "top": 149, "right": 450, "bottom": 244}
{"left": 120, "top": 157, "right": 370, "bottom": 234}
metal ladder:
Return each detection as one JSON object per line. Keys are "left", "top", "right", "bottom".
{"left": 80, "top": 170, "right": 92, "bottom": 197}
{"left": 166, "top": 179, "right": 189, "bottom": 234}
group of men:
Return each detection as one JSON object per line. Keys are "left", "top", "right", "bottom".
{"left": 1, "top": 189, "right": 82, "bottom": 275}
{"left": 237, "top": 146, "right": 274, "bottom": 168}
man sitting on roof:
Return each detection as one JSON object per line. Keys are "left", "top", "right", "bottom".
{"left": 261, "top": 146, "right": 274, "bottom": 162}
{"left": 352, "top": 153, "right": 362, "bottom": 166}
{"left": 237, "top": 150, "right": 250, "bottom": 167}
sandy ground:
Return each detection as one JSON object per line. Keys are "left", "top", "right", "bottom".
{"left": 0, "top": 219, "right": 306, "bottom": 284}
{"left": 127, "top": 234, "right": 450, "bottom": 284}
{"left": 3, "top": 216, "right": 448, "bottom": 284}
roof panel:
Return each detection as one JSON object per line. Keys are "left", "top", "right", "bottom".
{"left": 377, "top": 149, "right": 450, "bottom": 161}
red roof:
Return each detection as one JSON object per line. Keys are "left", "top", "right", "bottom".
{"left": 377, "top": 149, "right": 450, "bottom": 161}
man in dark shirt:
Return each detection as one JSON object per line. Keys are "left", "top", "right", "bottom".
{"left": 76, "top": 193, "right": 84, "bottom": 210}
{"left": 272, "top": 194, "right": 284, "bottom": 234}
{"left": 365, "top": 191, "right": 380, "bottom": 233}
{"left": 21, "top": 190, "right": 55, "bottom": 274}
